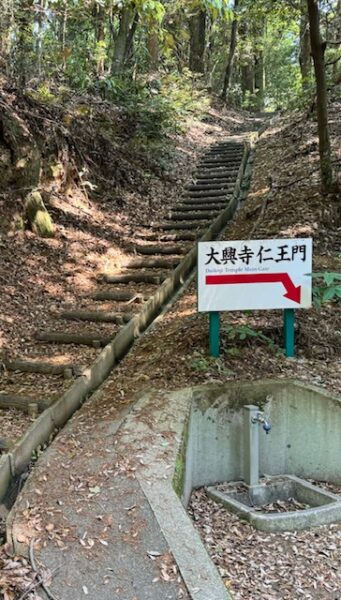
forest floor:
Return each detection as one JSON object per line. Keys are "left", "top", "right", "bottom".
{"left": 1, "top": 96, "right": 341, "bottom": 599}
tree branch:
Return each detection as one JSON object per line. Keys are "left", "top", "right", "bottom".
{"left": 326, "top": 55, "right": 341, "bottom": 66}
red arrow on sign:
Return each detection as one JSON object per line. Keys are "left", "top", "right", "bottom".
{"left": 205, "top": 273, "right": 301, "bottom": 304}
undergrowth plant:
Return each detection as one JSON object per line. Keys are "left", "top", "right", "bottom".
{"left": 312, "top": 272, "right": 341, "bottom": 308}
{"left": 223, "top": 323, "right": 278, "bottom": 349}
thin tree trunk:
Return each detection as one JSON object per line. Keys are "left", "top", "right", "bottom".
{"left": 124, "top": 11, "right": 139, "bottom": 67}
{"left": 35, "top": 0, "right": 44, "bottom": 79}
{"left": 240, "top": 20, "right": 254, "bottom": 103}
{"left": 58, "top": 1, "right": 68, "bottom": 73}
{"left": 111, "top": 6, "right": 134, "bottom": 74}
{"left": 254, "top": 18, "right": 265, "bottom": 111}
{"left": 148, "top": 31, "right": 159, "bottom": 72}
{"left": 332, "top": 0, "right": 341, "bottom": 82}
{"left": 15, "top": 0, "right": 35, "bottom": 88}
{"left": 189, "top": 10, "right": 206, "bottom": 73}
{"left": 299, "top": 0, "right": 311, "bottom": 87}
{"left": 95, "top": 3, "right": 106, "bottom": 76}
{"left": 0, "top": 0, "right": 14, "bottom": 73}
{"left": 221, "top": 0, "right": 239, "bottom": 101}
{"left": 307, "top": 0, "right": 333, "bottom": 193}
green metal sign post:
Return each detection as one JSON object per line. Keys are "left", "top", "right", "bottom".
{"left": 209, "top": 309, "right": 296, "bottom": 358}
{"left": 209, "top": 312, "right": 220, "bottom": 358}
{"left": 284, "top": 308, "right": 295, "bottom": 358}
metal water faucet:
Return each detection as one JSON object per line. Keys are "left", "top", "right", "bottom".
{"left": 251, "top": 411, "right": 272, "bottom": 434}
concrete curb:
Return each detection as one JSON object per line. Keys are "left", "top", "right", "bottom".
{"left": 117, "top": 388, "right": 232, "bottom": 599}
{"left": 0, "top": 141, "right": 250, "bottom": 504}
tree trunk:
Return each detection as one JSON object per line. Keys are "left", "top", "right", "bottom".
{"left": 35, "top": 0, "right": 45, "bottom": 79}
{"left": 148, "top": 31, "right": 160, "bottom": 72}
{"left": 221, "top": 0, "right": 239, "bottom": 101}
{"left": 58, "top": 1, "right": 68, "bottom": 72}
{"left": 189, "top": 10, "right": 206, "bottom": 73}
{"left": 111, "top": 6, "right": 134, "bottom": 74}
{"left": 307, "top": 0, "right": 333, "bottom": 193}
{"left": 254, "top": 18, "right": 265, "bottom": 111}
{"left": 15, "top": 0, "right": 35, "bottom": 88}
{"left": 299, "top": 0, "right": 311, "bottom": 88}
{"left": 332, "top": 0, "right": 341, "bottom": 83}
{"left": 95, "top": 3, "right": 106, "bottom": 76}
{"left": 124, "top": 11, "right": 139, "bottom": 67}
{"left": 0, "top": 0, "right": 14, "bottom": 74}
{"left": 254, "top": 53, "right": 264, "bottom": 110}
{"left": 240, "top": 20, "right": 255, "bottom": 103}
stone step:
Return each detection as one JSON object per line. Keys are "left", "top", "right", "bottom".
{"left": 35, "top": 331, "right": 112, "bottom": 347}
{"left": 103, "top": 271, "right": 166, "bottom": 285}
{"left": 1, "top": 358, "right": 82, "bottom": 378}
{"left": 59, "top": 310, "right": 133, "bottom": 324}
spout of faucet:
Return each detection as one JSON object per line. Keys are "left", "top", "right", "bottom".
{"left": 252, "top": 411, "right": 271, "bottom": 434}
{"left": 262, "top": 420, "right": 272, "bottom": 434}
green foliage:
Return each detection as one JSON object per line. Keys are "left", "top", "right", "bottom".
{"left": 312, "top": 272, "right": 341, "bottom": 308}
{"left": 27, "top": 83, "right": 58, "bottom": 104}
{"left": 190, "top": 351, "right": 234, "bottom": 376}
{"left": 223, "top": 323, "right": 277, "bottom": 347}
{"left": 2, "top": 0, "right": 340, "bottom": 138}
{"left": 264, "top": 25, "right": 301, "bottom": 110}
{"left": 85, "top": 70, "right": 210, "bottom": 142}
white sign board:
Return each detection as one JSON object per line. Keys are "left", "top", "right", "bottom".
{"left": 198, "top": 238, "right": 312, "bottom": 312}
